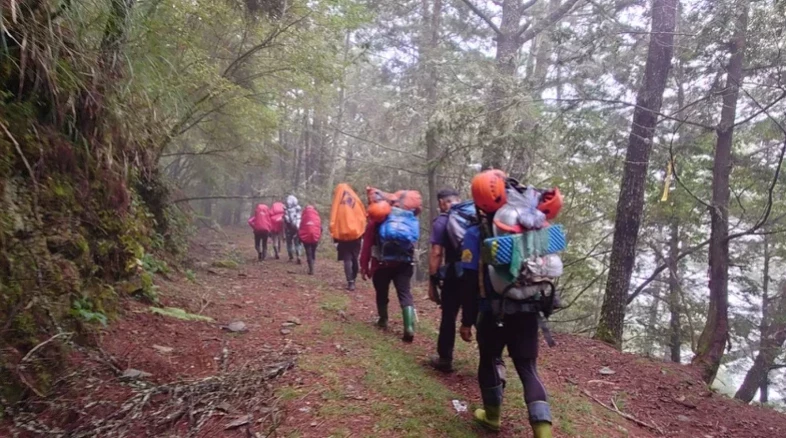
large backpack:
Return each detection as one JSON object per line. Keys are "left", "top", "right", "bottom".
{"left": 250, "top": 204, "right": 272, "bottom": 233}
{"left": 284, "top": 196, "right": 302, "bottom": 230}
{"left": 270, "top": 202, "right": 285, "bottom": 233}
{"left": 329, "top": 183, "right": 367, "bottom": 241}
{"left": 377, "top": 207, "right": 419, "bottom": 262}
{"left": 299, "top": 206, "right": 322, "bottom": 244}
{"left": 446, "top": 200, "right": 478, "bottom": 250}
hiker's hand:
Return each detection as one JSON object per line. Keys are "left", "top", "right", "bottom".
{"left": 460, "top": 326, "right": 473, "bottom": 343}
{"left": 428, "top": 284, "right": 439, "bottom": 304}
{"left": 361, "top": 268, "right": 369, "bottom": 281}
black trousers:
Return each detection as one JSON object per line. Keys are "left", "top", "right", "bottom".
{"left": 304, "top": 243, "right": 318, "bottom": 272}
{"left": 476, "top": 310, "right": 551, "bottom": 423}
{"left": 437, "top": 269, "right": 480, "bottom": 361}
{"left": 254, "top": 231, "right": 269, "bottom": 258}
{"left": 285, "top": 226, "right": 301, "bottom": 260}
{"left": 337, "top": 239, "right": 361, "bottom": 282}
{"left": 372, "top": 263, "right": 414, "bottom": 309}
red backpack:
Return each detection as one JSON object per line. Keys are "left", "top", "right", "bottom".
{"left": 249, "top": 204, "right": 272, "bottom": 232}
{"left": 298, "top": 206, "right": 322, "bottom": 244}
{"left": 270, "top": 202, "right": 285, "bottom": 233}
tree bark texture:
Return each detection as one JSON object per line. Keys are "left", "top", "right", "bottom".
{"left": 421, "top": 0, "right": 442, "bottom": 224}
{"left": 595, "top": 0, "right": 678, "bottom": 348}
{"left": 734, "top": 280, "right": 786, "bottom": 403}
{"left": 668, "top": 217, "right": 682, "bottom": 362}
{"left": 692, "top": 1, "right": 749, "bottom": 384}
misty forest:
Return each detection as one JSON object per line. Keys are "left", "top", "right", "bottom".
{"left": 3, "top": 0, "right": 786, "bottom": 436}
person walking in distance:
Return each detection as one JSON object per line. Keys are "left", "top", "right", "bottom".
{"left": 360, "top": 203, "right": 419, "bottom": 343}
{"left": 427, "top": 189, "right": 464, "bottom": 372}
{"left": 298, "top": 205, "right": 322, "bottom": 275}
{"left": 248, "top": 204, "right": 272, "bottom": 261}
{"left": 284, "top": 195, "right": 302, "bottom": 264}
{"left": 329, "top": 184, "right": 367, "bottom": 291}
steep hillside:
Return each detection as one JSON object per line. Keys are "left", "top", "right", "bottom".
{"left": 3, "top": 226, "right": 784, "bottom": 437}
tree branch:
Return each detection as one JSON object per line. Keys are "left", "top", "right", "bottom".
{"left": 459, "top": 0, "right": 502, "bottom": 35}
{"left": 518, "top": 0, "right": 584, "bottom": 42}
{"left": 172, "top": 195, "right": 280, "bottom": 204}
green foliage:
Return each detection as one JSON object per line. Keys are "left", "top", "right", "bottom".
{"left": 140, "top": 253, "right": 170, "bottom": 275}
{"left": 149, "top": 306, "right": 214, "bottom": 322}
{"left": 71, "top": 298, "right": 109, "bottom": 326}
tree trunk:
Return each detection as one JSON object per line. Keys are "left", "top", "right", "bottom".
{"left": 327, "top": 31, "right": 352, "bottom": 192}
{"left": 594, "top": 0, "right": 678, "bottom": 348}
{"left": 481, "top": 0, "right": 524, "bottom": 170}
{"left": 668, "top": 217, "right": 682, "bottom": 362}
{"left": 759, "top": 233, "right": 771, "bottom": 404}
{"left": 735, "top": 280, "right": 786, "bottom": 403}
{"left": 643, "top": 281, "right": 662, "bottom": 358}
{"left": 421, "top": 0, "right": 442, "bottom": 224}
{"left": 693, "top": 1, "right": 749, "bottom": 384}
{"left": 462, "top": 0, "right": 580, "bottom": 170}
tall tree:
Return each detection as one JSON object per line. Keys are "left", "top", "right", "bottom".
{"left": 667, "top": 216, "right": 682, "bottom": 362}
{"left": 421, "top": 0, "right": 443, "bottom": 223}
{"left": 595, "top": 0, "right": 679, "bottom": 348}
{"left": 460, "top": 0, "right": 582, "bottom": 170}
{"left": 735, "top": 279, "right": 786, "bottom": 403}
{"left": 692, "top": 1, "right": 750, "bottom": 384}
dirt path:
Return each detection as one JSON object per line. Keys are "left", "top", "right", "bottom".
{"left": 5, "top": 226, "right": 786, "bottom": 438}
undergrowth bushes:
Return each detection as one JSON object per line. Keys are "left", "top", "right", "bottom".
{"left": 0, "top": 1, "right": 188, "bottom": 403}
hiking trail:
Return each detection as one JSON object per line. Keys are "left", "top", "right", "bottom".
{"left": 5, "top": 226, "right": 786, "bottom": 438}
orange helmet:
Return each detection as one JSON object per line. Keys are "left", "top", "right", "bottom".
{"left": 537, "top": 188, "right": 563, "bottom": 220}
{"left": 471, "top": 170, "right": 507, "bottom": 213}
{"left": 367, "top": 200, "right": 392, "bottom": 222}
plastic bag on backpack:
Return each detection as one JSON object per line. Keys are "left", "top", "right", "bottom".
{"left": 506, "top": 186, "right": 547, "bottom": 230}
{"left": 525, "top": 254, "right": 563, "bottom": 279}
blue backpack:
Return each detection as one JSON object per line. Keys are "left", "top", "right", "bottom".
{"left": 378, "top": 207, "right": 420, "bottom": 262}
{"left": 446, "top": 200, "right": 478, "bottom": 250}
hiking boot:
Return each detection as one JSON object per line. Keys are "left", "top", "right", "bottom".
{"left": 474, "top": 405, "right": 501, "bottom": 432}
{"left": 258, "top": 252, "right": 263, "bottom": 261}
{"left": 347, "top": 281, "right": 355, "bottom": 291}
{"left": 402, "top": 306, "right": 415, "bottom": 343}
{"left": 275, "top": 254, "right": 280, "bottom": 260}
{"left": 428, "top": 355, "right": 453, "bottom": 373}
{"left": 531, "top": 422, "right": 553, "bottom": 438}
{"left": 296, "top": 258, "right": 301, "bottom": 265}
{"left": 376, "top": 304, "right": 388, "bottom": 329}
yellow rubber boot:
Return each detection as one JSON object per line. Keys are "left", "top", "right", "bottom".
{"left": 532, "top": 421, "right": 553, "bottom": 438}
{"left": 474, "top": 405, "right": 501, "bottom": 432}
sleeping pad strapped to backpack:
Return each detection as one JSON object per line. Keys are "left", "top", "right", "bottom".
{"left": 377, "top": 207, "right": 419, "bottom": 262}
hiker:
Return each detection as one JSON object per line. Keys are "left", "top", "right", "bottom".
{"left": 427, "top": 189, "right": 465, "bottom": 372}
{"left": 270, "top": 201, "right": 286, "bottom": 260}
{"left": 461, "top": 170, "right": 565, "bottom": 438}
{"left": 248, "top": 204, "right": 273, "bottom": 261}
{"left": 360, "top": 191, "right": 421, "bottom": 343}
{"left": 284, "top": 195, "right": 302, "bottom": 264}
{"left": 298, "top": 205, "right": 322, "bottom": 275}
{"left": 329, "top": 184, "right": 367, "bottom": 291}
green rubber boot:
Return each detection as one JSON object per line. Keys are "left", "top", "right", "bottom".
{"left": 532, "top": 422, "right": 553, "bottom": 438}
{"left": 402, "top": 306, "right": 415, "bottom": 342}
{"left": 474, "top": 405, "right": 501, "bottom": 432}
